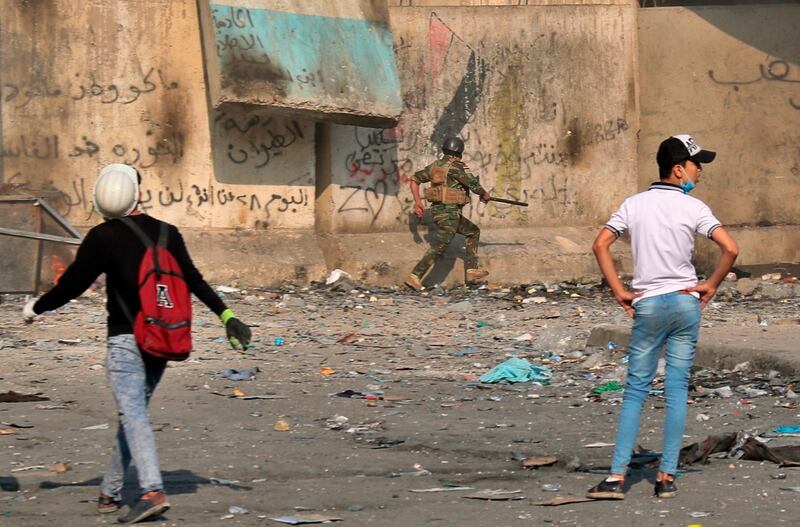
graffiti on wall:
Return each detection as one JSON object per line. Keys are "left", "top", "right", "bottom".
{"left": 338, "top": 126, "right": 416, "bottom": 226}
{"left": 211, "top": 5, "right": 293, "bottom": 89}
{"left": 427, "top": 14, "right": 490, "bottom": 148}
{"left": 209, "top": 2, "right": 402, "bottom": 114}
{"left": 709, "top": 58, "right": 800, "bottom": 111}
{"left": 1, "top": 67, "right": 179, "bottom": 109}
{"left": 0, "top": 1, "right": 318, "bottom": 230}
{"left": 0, "top": 132, "right": 184, "bottom": 169}
{"left": 333, "top": 10, "right": 631, "bottom": 229}
{"left": 210, "top": 7, "right": 332, "bottom": 93}
{"left": 6, "top": 169, "right": 311, "bottom": 226}
{"left": 2, "top": 80, "right": 311, "bottom": 226}
{"left": 213, "top": 111, "right": 307, "bottom": 170}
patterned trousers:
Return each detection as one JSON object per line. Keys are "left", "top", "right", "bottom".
{"left": 411, "top": 204, "right": 480, "bottom": 278}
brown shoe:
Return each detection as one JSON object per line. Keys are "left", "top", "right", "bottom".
{"left": 466, "top": 268, "right": 489, "bottom": 282}
{"left": 404, "top": 274, "right": 423, "bottom": 290}
{"left": 97, "top": 493, "right": 121, "bottom": 514}
{"left": 118, "top": 490, "right": 170, "bottom": 524}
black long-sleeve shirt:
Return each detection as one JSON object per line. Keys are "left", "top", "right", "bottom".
{"left": 34, "top": 214, "right": 227, "bottom": 336}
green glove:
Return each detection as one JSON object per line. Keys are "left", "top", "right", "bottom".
{"left": 220, "top": 309, "right": 252, "bottom": 350}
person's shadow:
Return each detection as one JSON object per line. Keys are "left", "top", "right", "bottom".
{"left": 618, "top": 455, "right": 703, "bottom": 494}
{"left": 407, "top": 211, "right": 458, "bottom": 285}
{"left": 37, "top": 468, "right": 251, "bottom": 502}
{"left": 622, "top": 467, "right": 657, "bottom": 492}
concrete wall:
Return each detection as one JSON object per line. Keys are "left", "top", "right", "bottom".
{"left": 325, "top": 3, "right": 639, "bottom": 235}
{"left": 394, "top": 1, "right": 633, "bottom": 5}
{"left": 1, "top": 0, "right": 208, "bottom": 226}
{"left": 198, "top": 1, "right": 402, "bottom": 127}
{"left": 638, "top": 5, "right": 800, "bottom": 268}
{"left": 1, "top": 0, "right": 639, "bottom": 288}
{"left": 2, "top": 1, "right": 795, "bottom": 290}
{"left": 0, "top": 0, "right": 326, "bottom": 292}
{"left": 0, "top": 0, "right": 316, "bottom": 233}
{"left": 313, "top": 2, "right": 640, "bottom": 284}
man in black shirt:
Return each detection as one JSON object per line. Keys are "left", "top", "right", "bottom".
{"left": 23, "top": 164, "right": 251, "bottom": 524}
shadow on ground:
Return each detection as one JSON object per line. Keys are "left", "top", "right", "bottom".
{"left": 35, "top": 469, "right": 251, "bottom": 503}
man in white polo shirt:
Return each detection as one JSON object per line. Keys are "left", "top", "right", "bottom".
{"left": 586, "top": 134, "right": 739, "bottom": 500}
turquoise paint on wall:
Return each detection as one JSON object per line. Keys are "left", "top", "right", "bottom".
{"left": 210, "top": 4, "right": 401, "bottom": 109}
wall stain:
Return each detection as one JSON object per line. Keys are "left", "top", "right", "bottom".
{"left": 221, "top": 56, "right": 291, "bottom": 98}
{"left": 358, "top": 0, "right": 390, "bottom": 29}
{"left": 429, "top": 49, "right": 489, "bottom": 149}
{"left": 486, "top": 62, "right": 527, "bottom": 223}
{"left": 294, "top": 265, "right": 308, "bottom": 281}
{"left": 565, "top": 117, "right": 582, "bottom": 161}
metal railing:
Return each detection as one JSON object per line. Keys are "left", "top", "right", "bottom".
{"left": 0, "top": 196, "right": 83, "bottom": 294}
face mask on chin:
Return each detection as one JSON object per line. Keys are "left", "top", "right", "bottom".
{"left": 677, "top": 165, "right": 696, "bottom": 194}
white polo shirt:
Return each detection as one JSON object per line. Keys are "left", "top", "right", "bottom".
{"left": 605, "top": 182, "right": 721, "bottom": 301}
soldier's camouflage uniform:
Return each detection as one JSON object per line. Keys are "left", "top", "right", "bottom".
{"left": 410, "top": 155, "right": 486, "bottom": 278}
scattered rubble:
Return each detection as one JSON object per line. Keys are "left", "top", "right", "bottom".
{"left": 1, "top": 270, "right": 798, "bottom": 525}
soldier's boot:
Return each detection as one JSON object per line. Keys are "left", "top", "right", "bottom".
{"left": 404, "top": 274, "right": 423, "bottom": 290}
{"left": 465, "top": 268, "right": 489, "bottom": 282}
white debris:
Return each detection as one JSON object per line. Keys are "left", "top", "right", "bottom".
{"left": 325, "top": 269, "right": 352, "bottom": 285}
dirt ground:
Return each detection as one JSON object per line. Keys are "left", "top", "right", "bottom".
{"left": 1, "top": 281, "right": 799, "bottom": 526}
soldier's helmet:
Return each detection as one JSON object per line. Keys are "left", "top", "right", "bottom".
{"left": 442, "top": 137, "right": 464, "bottom": 157}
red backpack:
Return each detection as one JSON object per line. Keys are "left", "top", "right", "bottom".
{"left": 117, "top": 218, "right": 192, "bottom": 360}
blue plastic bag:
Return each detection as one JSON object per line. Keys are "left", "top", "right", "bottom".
{"left": 479, "top": 357, "right": 552, "bottom": 385}
{"left": 773, "top": 425, "right": 800, "bottom": 434}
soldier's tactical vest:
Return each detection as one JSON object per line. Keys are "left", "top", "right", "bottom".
{"left": 423, "top": 161, "right": 469, "bottom": 205}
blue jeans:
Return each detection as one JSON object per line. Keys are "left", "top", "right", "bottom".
{"left": 610, "top": 292, "right": 700, "bottom": 475}
{"left": 100, "top": 335, "right": 167, "bottom": 499}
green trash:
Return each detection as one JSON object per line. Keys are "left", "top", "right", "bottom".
{"left": 593, "top": 380, "right": 625, "bottom": 393}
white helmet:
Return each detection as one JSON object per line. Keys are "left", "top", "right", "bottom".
{"left": 93, "top": 164, "right": 140, "bottom": 218}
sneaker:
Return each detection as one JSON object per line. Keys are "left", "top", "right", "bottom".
{"left": 465, "top": 268, "right": 489, "bottom": 282}
{"left": 404, "top": 274, "right": 423, "bottom": 290}
{"left": 97, "top": 493, "right": 121, "bottom": 514}
{"left": 586, "top": 477, "right": 625, "bottom": 500}
{"left": 654, "top": 477, "right": 677, "bottom": 499}
{"left": 117, "top": 490, "right": 170, "bottom": 524}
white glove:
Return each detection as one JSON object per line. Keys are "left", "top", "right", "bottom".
{"left": 23, "top": 298, "right": 38, "bottom": 323}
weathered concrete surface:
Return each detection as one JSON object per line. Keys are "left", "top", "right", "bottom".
{"left": 197, "top": 1, "right": 402, "bottom": 127}
{"left": 2, "top": 284, "right": 799, "bottom": 526}
{"left": 0, "top": 0, "right": 213, "bottom": 227}
{"left": 0, "top": 0, "right": 316, "bottom": 232}
{"left": 17, "top": 221, "right": 628, "bottom": 290}
{"left": 182, "top": 227, "right": 632, "bottom": 288}
{"left": 208, "top": 108, "right": 316, "bottom": 230}
{"left": 638, "top": 5, "right": 800, "bottom": 268}
{"left": 320, "top": 227, "right": 631, "bottom": 288}
{"left": 1, "top": 1, "right": 796, "bottom": 289}
{"left": 181, "top": 228, "right": 327, "bottom": 286}
{"left": 695, "top": 225, "right": 800, "bottom": 273}
{"left": 588, "top": 323, "right": 800, "bottom": 377}
{"left": 326, "top": 3, "right": 639, "bottom": 234}
{"left": 396, "top": 1, "right": 634, "bottom": 5}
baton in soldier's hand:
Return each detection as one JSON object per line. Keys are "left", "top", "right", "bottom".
{"left": 488, "top": 197, "right": 528, "bottom": 207}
